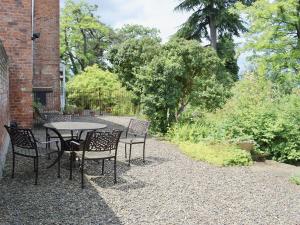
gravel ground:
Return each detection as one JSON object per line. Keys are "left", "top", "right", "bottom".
{"left": 0, "top": 115, "right": 300, "bottom": 225}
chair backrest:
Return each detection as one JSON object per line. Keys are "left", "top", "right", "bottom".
{"left": 4, "top": 125, "right": 37, "bottom": 149}
{"left": 127, "top": 119, "right": 150, "bottom": 137}
{"left": 84, "top": 130, "right": 122, "bottom": 153}
{"left": 47, "top": 127, "right": 71, "bottom": 151}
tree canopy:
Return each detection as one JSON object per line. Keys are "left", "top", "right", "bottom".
{"left": 175, "top": 0, "right": 250, "bottom": 50}
{"left": 139, "top": 38, "right": 232, "bottom": 133}
{"left": 108, "top": 25, "right": 162, "bottom": 104}
{"left": 67, "top": 65, "right": 122, "bottom": 109}
{"left": 236, "top": 0, "right": 300, "bottom": 90}
{"left": 60, "top": 0, "right": 113, "bottom": 74}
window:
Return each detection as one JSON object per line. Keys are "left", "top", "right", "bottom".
{"left": 34, "top": 91, "right": 47, "bottom": 106}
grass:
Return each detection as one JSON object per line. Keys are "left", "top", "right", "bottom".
{"left": 290, "top": 175, "right": 300, "bottom": 185}
{"left": 179, "top": 142, "right": 253, "bottom": 166}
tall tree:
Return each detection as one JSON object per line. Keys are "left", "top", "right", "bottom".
{"left": 108, "top": 25, "right": 162, "bottom": 105}
{"left": 114, "top": 24, "right": 161, "bottom": 43}
{"left": 175, "top": 0, "right": 250, "bottom": 50}
{"left": 140, "top": 38, "right": 232, "bottom": 133}
{"left": 237, "top": 0, "right": 300, "bottom": 90}
{"left": 60, "top": 0, "right": 113, "bottom": 74}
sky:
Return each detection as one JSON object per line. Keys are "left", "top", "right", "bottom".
{"left": 60, "top": 0, "right": 249, "bottom": 73}
{"left": 61, "top": 0, "right": 190, "bottom": 42}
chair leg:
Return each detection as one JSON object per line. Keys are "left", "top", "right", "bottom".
{"left": 57, "top": 152, "right": 61, "bottom": 178}
{"left": 69, "top": 152, "right": 75, "bottom": 180}
{"left": 46, "top": 133, "right": 51, "bottom": 160}
{"left": 101, "top": 159, "right": 105, "bottom": 175}
{"left": 34, "top": 157, "right": 36, "bottom": 172}
{"left": 124, "top": 143, "right": 127, "bottom": 158}
{"left": 35, "top": 157, "right": 38, "bottom": 185}
{"left": 81, "top": 159, "right": 85, "bottom": 188}
{"left": 12, "top": 154, "right": 15, "bottom": 178}
{"left": 114, "top": 158, "right": 117, "bottom": 184}
{"left": 128, "top": 144, "right": 132, "bottom": 166}
{"left": 143, "top": 142, "right": 146, "bottom": 163}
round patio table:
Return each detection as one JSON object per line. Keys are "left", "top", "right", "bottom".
{"left": 44, "top": 122, "right": 107, "bottom": 169}
{"left": 44, "top": 121, "right": 107, "bottom": 132}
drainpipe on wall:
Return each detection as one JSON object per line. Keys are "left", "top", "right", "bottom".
{"left": 32, "top": 0, "right": 35, "bottom": 102}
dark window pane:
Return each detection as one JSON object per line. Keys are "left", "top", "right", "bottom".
{"left": 34, "top": 91, "right": 47, "bottom": 106}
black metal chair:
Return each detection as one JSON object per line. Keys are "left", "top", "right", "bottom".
{"left": 46, "top": 127, "right": 83, "bottom": 180}
{"left": 119, "top": 119, "right": 150, "bottom": 166}
{"left": 73, "top": 130, "right": 122, "bottom": 188}
{"left": 4, "top": 125, "right": 61, "bottom": 185}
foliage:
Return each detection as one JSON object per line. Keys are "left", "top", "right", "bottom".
{"left": 179, "top": 142, "right": 252, "bottom": 166}
{"left": 67, "top": 65, "right": 123, "bottom": 109}
{"left": 140, "top": 38, "right": 232, "bottom": 133}
{"left": 168, "top": 74, "right": 300, "bottom": 163}
{"left": 217, "top": 36, "right": 239, "bottom": 81}
{"left": 175, "top": 0, "right": 251, "bottom": 49}
{"left": 60, "top": 0, "right": 113, "bottom": 74}
{"left": 114, "top": 24, "right": 161, "bottom": 43}
{"left": 236, "top": 0, "right": 300, "bottom": 90}
{"left": 108, "top": 24, "right": 162, "bottom": 104}
{"left": 290, "top": 175, "right": 300, "bottom": 185}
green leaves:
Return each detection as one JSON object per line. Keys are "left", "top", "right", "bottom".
{"left": 175, "top": 0, "right": 249, "bottom": 45}
{"left": 60, "top": 0, "right": 113, "bottom": 74}
{"left": 108, "top": 24, "right": 162, "bottom": 105}
{"left": 237, "top": 0, "right": 300, "bottom": 89}
{"left": 169, "top": 74, "right": 300, "bottom": 163}
{"left": 67, "top": 65, "right": 122, "bottom": 109}
{"left": 140, "top": 38, "right": 231, "bottom": 133}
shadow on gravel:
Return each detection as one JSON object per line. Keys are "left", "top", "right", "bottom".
{"left": 126, "top": 156, "right": 169, "bottom": 167}
{"left": 0, "top": 154, "right": 123, "bottom": 225}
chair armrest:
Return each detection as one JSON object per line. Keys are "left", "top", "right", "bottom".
{"left": 70, "top": 140, "right": 81, "bottom": 146}
{"left": 37, "top": 140, "right": 59, "bottom": 145}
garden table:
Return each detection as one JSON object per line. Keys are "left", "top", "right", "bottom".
{"left": 44, "top": 122, "right": 107, "bottom": 169}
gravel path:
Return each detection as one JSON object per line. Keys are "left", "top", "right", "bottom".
{"left": 0, "top": 115, "right": 300, "bottom": 225}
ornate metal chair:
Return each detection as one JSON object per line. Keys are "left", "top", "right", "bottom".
{"left": 72, "top": 130, "right": 122, "bottom": 188}
{"left": 4, "top": 125, "right": 61, "bottom": 185}
{"left": 119, "top": 119, "right": 150, "bottom": 166}
{"left": 46, "top": 127, "right": 84, "bottom": 181}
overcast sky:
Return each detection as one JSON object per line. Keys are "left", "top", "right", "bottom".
{"left": 61, "top": 0, "right": 190, "bottom": 42}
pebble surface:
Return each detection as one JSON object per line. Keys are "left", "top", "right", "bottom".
{"left": 0, "top": 115, "right": 300, "bottom": 225}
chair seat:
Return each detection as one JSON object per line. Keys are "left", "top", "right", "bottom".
{"left": 119, "top": 137, "right": 145, "bottom": 144}
{"left": 77, "top": 150, "right": 116, "bottom": 159}
{"left": 14, "top": 147, "right": 58, "bottom": 157}
{"left": 48, "top": 133, "right": 73, "bottom": 139}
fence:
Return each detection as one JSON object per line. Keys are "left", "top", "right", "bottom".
{"left": 66, "top": 89, "right": 140, "bottom": 116}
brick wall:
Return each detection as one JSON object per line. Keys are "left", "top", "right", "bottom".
{"left": 0, "top": 0, "right": 33, "bottom": 128}
{"left": 33, "top": 0, "right": 60, "bottom": 111}
{"left": 0, "top": 41, "right": 10, "bottom": 177}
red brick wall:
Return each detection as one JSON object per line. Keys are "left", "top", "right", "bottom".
{"left": 0, "top": 0, "right": 33, "bottom": 128}
{"left": 0, "top": 41, "right": 10, "bottom": 176}
{"left": 33, "top": 0, "right": 60, "bottom": 111}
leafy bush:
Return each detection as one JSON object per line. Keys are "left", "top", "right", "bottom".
{"left": 179, "top": 142, "right": 252, "bottom": 166}
{"left": 290, "top": 175, "right": 300, "bottom": 185}
{"left": 169, "top": 74, "right": 300, "bottom": 163}
{"left": 67, "top": 65, "right": 136, "bottom": 115}
{"left": 140, "top": 38, "right": 232, "bottom": 133}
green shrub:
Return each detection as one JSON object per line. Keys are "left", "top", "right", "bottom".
{"left": 168, "top": 74, "right": 300, "bottom": 163}
{"left": 179, "top": 142, "right": 252, "bottom": 166}
{"left": 290, "top": 175, "right": 300, "bottom": 185}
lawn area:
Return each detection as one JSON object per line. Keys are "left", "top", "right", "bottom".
{"left": 179, "top": 142, "right": 253, "bottom": 166}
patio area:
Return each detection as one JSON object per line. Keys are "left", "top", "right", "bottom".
{"left": 0, "top": 115, "right": 300, "bottom": 225}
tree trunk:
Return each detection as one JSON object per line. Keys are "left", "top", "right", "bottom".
{"left": 64, "top": 29, "right": 78, "bottom": 74}
{"left": 209, "top": 16, "right": 217, "bottom": 50}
